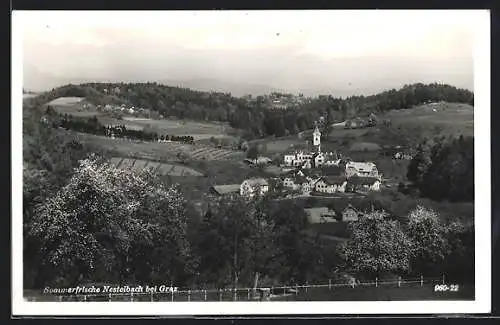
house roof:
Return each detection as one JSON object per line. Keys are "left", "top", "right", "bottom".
{"left": 348, "top": 176, "right": 380, "bottom": 186}
{"left": 244, "top": 178, "right": 269, "bottom": 186}
{"left": 211, "top": 184, "right": 241, "bottom": 195}
{"left": 346, "top": 161, "right": 377, "bottom": 171}
{"left": 294, "top": 175, "right": 308, "bottom": 184}
{"left": 318, "top": 176, "right": 347, "bottom": 185}
{"left": 320, "top": 165, "right": 343, "bottom": 176}
{"left": 301, "top": 169, "right": 322, "bottom": 178}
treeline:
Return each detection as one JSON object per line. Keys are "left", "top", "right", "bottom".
{"left": 53, "top": 112, "right": 194, "bottom": 144}
{"left": 407, "top": 135, "right": 474, "bottom": 202}
{"left": 339, "top": 207, "right": 473, "bottom": 282}
{"left": 32, "top": 82, "right": 473, "bottom": 139}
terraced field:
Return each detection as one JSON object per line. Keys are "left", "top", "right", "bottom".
{"left": 72, "top": 132, "right": 245, "bottom": 161}
{"left": 189, "top": 146, "right": 243, "bottom": 160}
{"left": 109, "top": 157, "right": 204, "bottom": 176}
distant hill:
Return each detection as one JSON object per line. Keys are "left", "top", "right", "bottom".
{"left": 160, "top": 78, "right": 286, "bottom": 97}
{"left": 25, "top": 82, "right": 474, "bottom": 140}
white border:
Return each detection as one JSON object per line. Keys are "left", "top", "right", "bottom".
{"left": 12, "top": 10, "right": 491, "bottom": 316}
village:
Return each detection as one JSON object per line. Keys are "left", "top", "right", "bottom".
{"left": 208, "top": 126, "right": 382, "bottom": 222}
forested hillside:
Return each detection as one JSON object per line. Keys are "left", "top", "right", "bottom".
{"left": 26, "top": 82, "right": 473, "bottom": 140}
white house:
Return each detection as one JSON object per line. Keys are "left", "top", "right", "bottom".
{"left": 240, "top": 178, "right": 269, "bottom": 198}
{"left": 347, "top": 176, "right": 381, "bottom": 193}
{"left": 314, "top": 176, "right": 348, "bottom": 194}
{"left": 345, "top": 162, "right": 380, "bottom": 178}
{"left": 282, "top": 174, "right": 311, "bottom": 194}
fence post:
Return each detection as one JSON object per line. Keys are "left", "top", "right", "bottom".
{"left": 247, "top": 288, "right": 250, "bottom": 300}
{"left": 352, "top": 279, "right": 355, "bottom": 288}
{"left": 188, "top": 290, "right": 191, "bottom": 302}
{"left": 108, "top": 293, "right": 112, "bottom": 302}
{"left": 59, "top": 295, "right": 63, "bottom": 302}
{"left": 233, "top": 288, "right": 237, "bottom": 301}
{"left": 329, "top": 279, "right": 332, "bottom": 290}
{"left": 219, "top": 289, "right": 222, "bottom": 301}
{"left": 442, "top": 274, "right": 445, "bottom": 285}
{"left": 271, "top": 286, "right": 274, "bottom": 296}
{"left": 420, "top": 275, "right": 423, "bottom": 287}
{"left": 375, "top": 277, "right": 378, "bottom": 288}
{"left": 171, "top": 290, "right": 174, "bottom": 302}
{"left": 305, "top": 282, "right": 308, "bottom": 293}
{"left": 295, "top": 284, "right": 298, "bottom": 296}
{"left": 83, "top": 295, "right": 87, "bottom": 302}
{"left": 204, "top": 290, "right": 207, "bottom": 301}
{"left": 150, "top": 291, "right": 154, "bottom": 302}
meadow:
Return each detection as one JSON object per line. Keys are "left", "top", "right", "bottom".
{"left": 46, "top": 97, "right": 240, "bottom": 143}
{"left": 384, "top": 102, "right": 474, "bottom": 137}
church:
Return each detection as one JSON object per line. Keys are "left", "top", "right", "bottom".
{"left": 283, "top": 126, "right": 339, "bottom": 169}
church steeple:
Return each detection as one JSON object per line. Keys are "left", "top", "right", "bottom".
{"left": 313, "top": 126, "right": 321, "bottom": 152}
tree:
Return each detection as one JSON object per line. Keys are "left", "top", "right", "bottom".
{"left": 194, "top": 195, "right": 268, "bottom": 289}
{"left": 406, "top": 206, "right": 449, "bottom": 276}
{"left": 246, "top": 146, "right": 259, "bottom": 160}
{"left": 408, "top": 135, "right": 474, "bottom": 202}
{"left": 267, "top": 200, "right": 321, "bottom": 284}
{"left": 26, "top": 156, "right": 194, "bottom": 287}
{"left": 407, "top": 139, "right": 434, "bottom": 185}
{"left": 443, "top": 221, "right": 474, "bottom": 282}
{"left": 339, "top": 211, "right": 411, "bottom": 279}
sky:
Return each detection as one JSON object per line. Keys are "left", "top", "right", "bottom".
{"left": 18, "top": 10, "right": 481, "bottom": 97}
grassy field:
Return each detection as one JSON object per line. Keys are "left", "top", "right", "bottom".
{"left": 44, "top": 96, "right": 240, "bottom": 144}
{"left": 384, "top": 102, "right": 474, "bottom": 137}
{"left": 121, "top": 116, "right": 238, "bottom": 140}
{"left": 249, "top": 137, "right": 310, "bottom": 154}
{"left": 99, "top": 116, "right": 240, "bottom": 143}
{"left": 321, "top": 102, "right": 474, "bottom": 152}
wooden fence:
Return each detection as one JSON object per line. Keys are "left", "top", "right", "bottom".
{"left": 25, "top": 276, "right": 449, "bottom": 302}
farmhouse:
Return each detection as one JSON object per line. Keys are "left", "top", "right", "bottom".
{"left": 240, "top": 178, "right": 269, "bottom": 198}
{"left": 282, "top": 174, "right": 311, "bottom": 194}
{"left": 283, "top": 150, "right": 314, "bottom": 167}
{"left": 347, "top": 176, "right": 381, "bottom": 193}
{"left": 304, "top": 207, "right": 337, "bottom": 224}
{"left": 314, "top": 176, "right": 348, "bottom": 194}
{"left": 345, "top": 161, "right": 380, "bottom": 178}
{"left": 341, "top": 204, "right": 361, "bottom": 222}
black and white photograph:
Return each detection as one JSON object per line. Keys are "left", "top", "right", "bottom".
{"left": 12, "top": 9, "right": 491, "bottom": 315}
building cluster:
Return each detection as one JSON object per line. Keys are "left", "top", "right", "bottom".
{"left": 98, "top": 104, "right": 160, "bottom": 119}
{"left": 268, "top": 93, "right": 310, "bottom": 110}
{"left": 281, "top": 163, "right": 381, "bottom": 196}
{"left": 209, "top": 126, "right": 382, "bottom": 200}
{"left": 283, "top": 127, "right": 339, "bottom": 168}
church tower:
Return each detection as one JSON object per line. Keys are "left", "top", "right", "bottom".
{"left": 313, "top": 126, "right": 321, "bottom": 152}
